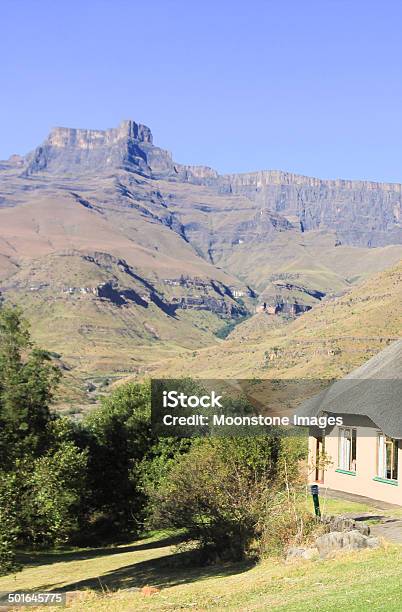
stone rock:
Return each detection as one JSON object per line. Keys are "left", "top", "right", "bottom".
{"left": 322, "top": 515, "right": 370, "bottom": 536}
{"left": 286, "top": 546, "right": 319, "bottom": 561}
{"left": 315, "top": 530, "right": 374, "bottom": 557}
{"left": 286, "top": 547, "right": 305, "bottom": 560}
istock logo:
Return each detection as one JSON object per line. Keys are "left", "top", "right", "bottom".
{"left": 162, "top": 390, "right": 223, "bottom": 409}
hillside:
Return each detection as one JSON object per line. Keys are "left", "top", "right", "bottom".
{"left": 1, "top": 119, "right": 402, "bottom": 404}
{"left": 145, "top": 259, "right": 402, "bottom": 380}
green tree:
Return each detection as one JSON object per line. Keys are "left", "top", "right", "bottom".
{"left": 26, "top": 441, "right": 88, "bottom": 546}
{"left": 0, "top": 306, "right": 61, "bottom": 467}
{"left": 84, "top": 381, "right": 152, "bottom": 538}
{"left": 0, "top": 418, "right": 88, "bottom": 549}
{"left": 0, "top": 305, "right": 89, "bottom": 564}
{"left": 140, "top": 436, "right": 193, "bottom": 494}
{"left": 0, "top": 471, "right": 21, "bottom": 575}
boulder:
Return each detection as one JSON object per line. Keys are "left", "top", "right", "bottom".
{"left": 315, "top": 530, "right": 378, "bottom": 558}
{"left": 366, "top": 537, "right": 380, "bottom": 548}
{"left": 301, "top": 547, "right": 319, "bottom": 560}
{"left": 286, "top": 547, "right": 319, "bottom": 561}
{"left": 286, "top": 547, "right": 305, "bottom": 560}
{"left": 322, "top": 515, "right": 370, "bottom": 536}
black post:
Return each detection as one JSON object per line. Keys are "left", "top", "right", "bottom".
{"left": 310, "top": 484, "right": 321, "bottom": 517}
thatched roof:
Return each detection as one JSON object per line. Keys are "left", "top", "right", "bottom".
{"left": 297, "top": 340, "right": 402, "bottom": 438}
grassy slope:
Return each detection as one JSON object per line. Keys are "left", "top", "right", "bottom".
{"left": 2, "top": 172, "right": 402, "bottom": 407}
{"left": 4, "top": 548, "right": 402, "bottom": 611}
{"left": 218, "top": 229, "right": 402, "bottom": 294}
{"left": 1, "top": 497, "right": 401, "bottom": 612}
{"left": 145, "top": 259, "right": 402, "bottom": 380}
{"left": 2, "top": 248, "right": 245, "bottom": 409}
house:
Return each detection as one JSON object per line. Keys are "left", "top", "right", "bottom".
{"left": 300, "top": 340, "right": 402, "bottom": 505}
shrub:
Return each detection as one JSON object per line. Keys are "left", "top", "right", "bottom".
{"left": 257, "top": 491, "right": 321, "bottom": 556}
{"left": 214, "top": 315, "right": 250, "bottom": 339}
{"left": 149, "top": 436, "right": 301, "bottom": 562}
{"left": 140, "top": 436, "right": 194, "bottom": 493}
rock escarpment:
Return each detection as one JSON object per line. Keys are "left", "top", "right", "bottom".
{"left": 1, "top": 118, "right": 402, "bottom": 403}
{"left": 219, "top": 171, "right": 402, "bottom": 247}
{"left": 25, "top": 120, "right": 172, "bottom": 176}
{"left": 21, "top": 119, "right": 402, "bottom": 248}
{"left": 24, "top": 120, "right": 221, "bottom": 182}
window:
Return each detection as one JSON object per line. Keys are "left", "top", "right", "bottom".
{"left": 377, "top": 434, "right": 398, "bottom": 481}
{"left": 338, "top": 427, "right": 357, "bottom": 472}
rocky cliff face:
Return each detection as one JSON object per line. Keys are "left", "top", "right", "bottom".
{"left": 24, "top": 119, "right": 220, "bottom": 182}
{"left": 21, "top": 120, "right": 402, "bottom": 248}
{"left": 25, "top": 119, "right": 174, "bottom": 176}
{"left": 216, "top": 171, "right": 402, "bottom": 247}
{"left": 47, "top": 120, "right": 153, "bottom": 148}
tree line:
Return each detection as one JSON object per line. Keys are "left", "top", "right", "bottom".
{"left": 0, "top": 305, "right": 308, "bottom": 575}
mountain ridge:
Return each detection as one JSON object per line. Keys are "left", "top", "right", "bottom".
{"left": 11, "top": 118, "right": 402, "bottom": 249}
{"left": 14, "top": 119, "right": 402, "bottom": 190}
{"left": 0, "top": 118, "right": 401, "bottom": 408}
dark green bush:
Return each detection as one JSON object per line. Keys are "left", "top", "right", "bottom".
{"left": 148, "top": 436, "right": 303, "bottom": 562}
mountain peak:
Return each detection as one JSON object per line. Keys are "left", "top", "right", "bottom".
{"left": 47, "top": 120, "right": 153, "bottom": 148}
{"left": 23, "top": 120, "right": 219, "bottom": 182}
{"left": 25, "top": 119, "right": 159, "bottom": 176}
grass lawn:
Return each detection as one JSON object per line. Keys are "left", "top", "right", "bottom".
{"left": 1, "top": 499, "right": 401, "bottom": 611}
{"left": 308, "top": 491, "right": 402, "bottom": 519}
{"left": 299, "top": 489, "right": 402, "bottom": 518}
{"left": 307, "top": 495, "right": 373, "bottom": 517}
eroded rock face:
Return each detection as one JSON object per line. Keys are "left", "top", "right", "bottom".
{"left": 24, "top": 120, "right": 171, "bottom": 176}
{"left": 47, "top": 120, "right": 153, "bottom": 148}
{"left": 20, "top": 119, "right": 402, "bottom": 247}
{"left": 217, "top": 171, "right": 402, "bottom": 247}
{"left": 23, "top": 120, "right": 222, "bottom": 181}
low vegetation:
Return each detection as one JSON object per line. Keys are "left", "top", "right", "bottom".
{"left": 149, "top": 436, "right": 310, "bottom": 562}
{"left": 0, "top": 304, "right": 312, "bottom": 578}
{"left": 214, "top": 313, "right": 250, "bottom": 339}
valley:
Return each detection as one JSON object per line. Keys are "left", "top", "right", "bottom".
{"left": 0, "top": 119, "right": 401, "bottom": 409}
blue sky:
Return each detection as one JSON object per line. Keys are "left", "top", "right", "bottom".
{"left": 1, "top": 0, "right": 402, "bottom": 181}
